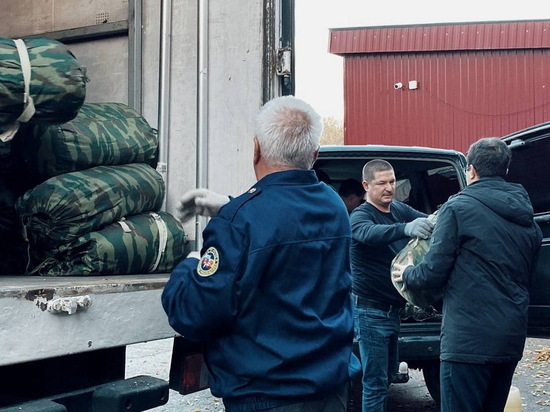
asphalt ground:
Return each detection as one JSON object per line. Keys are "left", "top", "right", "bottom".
{"left": 126, "top": 338, "right": 549, "bottom": 411}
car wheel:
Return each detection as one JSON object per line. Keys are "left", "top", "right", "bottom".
{"left": 422, "top": 360, "right": 441, "bottom": 404}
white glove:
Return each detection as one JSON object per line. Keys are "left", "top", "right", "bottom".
{"left": 177, "top": 188, "right": 230, "bottom": 223}
{"left": 404, "top": 217, "right": 434, "bottom": 239}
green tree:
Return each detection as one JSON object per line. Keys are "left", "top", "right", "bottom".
{"left": 321, "top": 116, "right": 344, "bottom": 145}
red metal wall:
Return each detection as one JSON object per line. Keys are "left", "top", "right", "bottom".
{"left": 330, "top": 21, "right": 550, "bottom": 153}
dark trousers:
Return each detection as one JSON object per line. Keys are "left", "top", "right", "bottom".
{"left": 260, "top": 384, "right": 349, "bottom": 412}
{"left": 440, "top": 360, "right": 518, "bottom": 412}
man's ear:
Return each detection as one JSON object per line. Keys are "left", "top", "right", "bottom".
{"left": 468, "top": 164, "right": 479, "bottom": 182}
{"left": 312, "top": 148, "right": 319, "bottom": 166}
{"left": 253, "top": 137, "right": 261, "bottom": 166}
{"left": 362, "top": 180, "right": 369, "bottom": 192}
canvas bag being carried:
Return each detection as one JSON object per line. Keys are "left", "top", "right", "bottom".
{"left": 391, "top": 212, "right": 443, "bottom": 308}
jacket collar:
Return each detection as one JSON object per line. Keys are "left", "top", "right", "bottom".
{"left": 254, "top": 169, "right": 317, "bottom": 188}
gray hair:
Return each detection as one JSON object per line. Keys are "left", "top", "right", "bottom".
{"left": 255, "top": 96, "right": 323, "bottom": 169}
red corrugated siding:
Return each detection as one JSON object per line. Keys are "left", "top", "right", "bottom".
{"left": 334, "top": 20, "right": 550, "bottom": 153}
{"left": 330, "top": 20, "right": 550, "bottom": 54}
{"left": 343, "top": 49, "right": 550, "bottom": 153}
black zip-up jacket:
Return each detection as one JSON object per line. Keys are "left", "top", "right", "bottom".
{"left": 403, "top": 177, "right": 542, "bottom": 363}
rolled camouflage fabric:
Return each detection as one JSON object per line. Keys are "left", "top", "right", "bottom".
{"left": 0, "top": 37, "right": 87, "bottom": 134}
{"left": 29, "top": 212, "right": 185, "bottom": 276}
{"left": 16, "top": 163, "right": 165, "bottom": 249}
{"left": 22, "top": 103, "right": 158, "bottom": 181}
{"left": 391, "top": 212, "right": 443, "bottom": 308}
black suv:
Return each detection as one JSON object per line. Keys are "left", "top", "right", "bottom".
{"left": 314, "top": 123, "right": 550, "bottom": 401}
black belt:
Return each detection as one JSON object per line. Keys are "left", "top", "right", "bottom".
{"left": 356, "top": 296, "right": 403, "bottom": 313}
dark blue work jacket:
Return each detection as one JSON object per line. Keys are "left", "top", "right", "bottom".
{"left": 162, "top": 170, "right": 354, "bottom": 412}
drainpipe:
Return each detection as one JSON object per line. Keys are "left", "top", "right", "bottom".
{"left": 195, "top": 0, "right": 209, "bottom": 250}
{"left": 157, "top": 0, "right": 173, "bottom": 211}
{"left": 128, "top": 0, "right": 143, "bottom": 113}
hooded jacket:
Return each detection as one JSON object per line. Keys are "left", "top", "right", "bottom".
{"left": 403, "top": 177, "right": 542, "bottom": 363}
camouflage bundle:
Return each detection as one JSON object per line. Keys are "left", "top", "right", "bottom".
{"left": 22, "top": 103, "right": 158, "bottom": 181}
{"left": 391, "top": 212, "right": 443, "bottom": 308}
{"left": 16, "top": 163, "right": 165, "bottom": 250}
{"left": 30, "top": 212, "right": 185, "bottom": 276}
{"left": 0, "top": 37, "right": 87, "bottom": 137}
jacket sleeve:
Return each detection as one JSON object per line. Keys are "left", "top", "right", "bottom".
{"left": 161, "top": 216, "right": 246, "bottom": 342}
{"left": 403, "top": 203, "right": 459, "bottom": 290}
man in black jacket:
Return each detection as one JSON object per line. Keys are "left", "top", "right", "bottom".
{"left": 393, "top": 137, "right": 542, "bottom": 412}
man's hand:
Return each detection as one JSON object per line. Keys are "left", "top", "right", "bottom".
{"left": 404, "top": 217, "right": 434, "bottom": 239}
{"left": 392, "top": 251, "right": 414, "bottom": 292}
{"left": 177, "top": 188, "right": 230, "bottom": 223}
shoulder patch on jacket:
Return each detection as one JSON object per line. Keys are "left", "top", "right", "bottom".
{"left": 197, "top": 247, "right": 220, "bottom": 277}
{"left": 219, "top": 187, "right": 263, "bottom": 221}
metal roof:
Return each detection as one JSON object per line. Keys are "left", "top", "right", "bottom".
{"left": 329, "top": 20, "right": 550, "bottom": 55}
{"left": 320, "top": 144, "right": 463, "bottom": 158}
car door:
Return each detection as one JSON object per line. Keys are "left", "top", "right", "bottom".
{"left": 502, "top": 121, "right": 550, "bottom": 338}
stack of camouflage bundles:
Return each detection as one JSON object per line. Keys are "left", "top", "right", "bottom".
{"left": 0, "top": 36, "right": 87, "bottom": 274}
{"left": 0, "top": 37, "right": 87, "bottom": 141}
{"left": 15, "top": 103, "right": 186, "bottom": 276}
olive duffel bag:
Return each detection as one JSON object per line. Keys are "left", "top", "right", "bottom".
{"left": 16, "top": 163, "right": 165, "bottom": 250}
{"left": 29, "top": 212, "right": 185, "bottom": 276}
{"left": 0, "top": 37, "right": 87, "bottom": 141}
{"left": 20, "top": 102, "right": 158, "bottom": 182}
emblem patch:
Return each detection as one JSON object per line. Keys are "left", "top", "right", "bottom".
{"left": 197, "top": 247, "right": 220, "bottom": 277}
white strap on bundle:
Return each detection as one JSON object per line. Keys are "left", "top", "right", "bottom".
{"left": 0, "top": 39, "right": 36, "bottom": 142}
{"left": 117, "top": 218, "right": 133, "bottom": 233}
{"left": 150, "top": 213, "right": 169, "bottom": 272}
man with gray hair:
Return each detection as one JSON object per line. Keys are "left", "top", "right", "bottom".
{"left": 163, "top": 96, "right": 354, "bottom": 411}
{"left": 393, "top": 137, "right": 542, "bottom": 411}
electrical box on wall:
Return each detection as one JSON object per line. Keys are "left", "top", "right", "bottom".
{"left": 408, "top": 80, "right": 418, "bottom": 90}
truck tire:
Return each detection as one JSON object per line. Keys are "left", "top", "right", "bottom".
{"left": 422, "top": 360, "right": 441, "bottom": 404}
